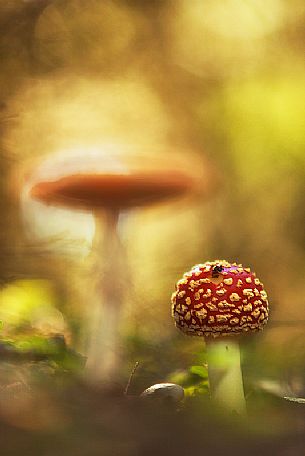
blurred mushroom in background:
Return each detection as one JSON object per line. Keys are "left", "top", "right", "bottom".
{"left": 23, "top": 144, "right": 209, "bottom": 382}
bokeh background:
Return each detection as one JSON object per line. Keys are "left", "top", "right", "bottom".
{"left": 0, "top": 1, "right": 304, "bottom": 455}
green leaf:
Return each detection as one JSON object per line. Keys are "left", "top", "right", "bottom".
{"left": 167, "top": 369, "right": 189, "bottom": 386}
{"left": 184, "top": 382, "right": 209, "bottom": 398}
{"left": 189, "top": 365, "right": 208, "bottom": 379}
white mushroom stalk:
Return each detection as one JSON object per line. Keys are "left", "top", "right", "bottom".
{"left": 205, "top": 338, "right": 246, "bottom": 415}
{"left": 86, "top": 209, "right": 126, "bottom": 381}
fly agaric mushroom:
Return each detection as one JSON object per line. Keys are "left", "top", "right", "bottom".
{"left": 171, "top": 259, "right": 269, "bottom": 414}
{"left": 27, "top": 146, "right": 204, "bottom": 381}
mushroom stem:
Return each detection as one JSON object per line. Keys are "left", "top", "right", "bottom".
{"left": 86, "top": 209, "right": 126, "bottom": 381}
{"left": 205, "top": 338, "right": 246, "bottom": 415}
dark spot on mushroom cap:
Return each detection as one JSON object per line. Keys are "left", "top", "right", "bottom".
{"left": 212, "top": 265, "right": 223, "bottom": 277}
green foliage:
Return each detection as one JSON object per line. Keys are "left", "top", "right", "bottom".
{"left": 168, "top": 364, "right": 209, "bottom": 398}
{"left": 189, "top": 365, "right": 208, "bottom": 379}
{"left": 184, "top": 383, "right": 209, "bottom": 398}
{"left": 0, "top": 335, "right": 85, "bottom": 375}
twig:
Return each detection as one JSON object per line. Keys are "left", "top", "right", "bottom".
{"left": 124, "top": 361, "right": 139, "bottom": 396}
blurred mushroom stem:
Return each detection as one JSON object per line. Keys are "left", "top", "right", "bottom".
{"left": 86, "top": 209, "right": 127, "bottom": 382}
{"left": 205, "top": 338, "right": 246, "bottom": 415}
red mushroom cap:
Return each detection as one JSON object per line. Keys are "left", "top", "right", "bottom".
{"left": 26, "top": 147, "right": 206, "bottom": 211}
{"left": 171, "top": 260, "right": 269, "bottom": 338}
{"left": 30, "top": 171, "right": 194, "bottom": 210}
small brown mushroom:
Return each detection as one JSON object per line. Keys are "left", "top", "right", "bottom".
{"left": 141, "top": 383, "right": 184, "bottom": 403}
